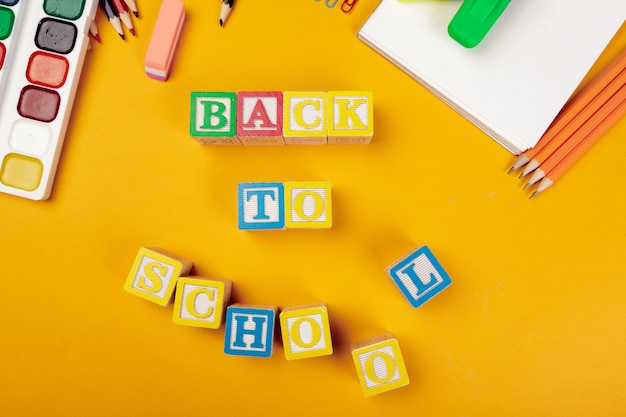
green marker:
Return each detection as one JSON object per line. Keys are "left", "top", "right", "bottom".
{"left": 448, "top": 0, "right": 511, "bottom": 48}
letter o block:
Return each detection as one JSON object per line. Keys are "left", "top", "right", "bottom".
{"left": 173, "top": 277, "right": 232, "bottom": 329}
{"left": 123, "top": 247, "right": 193, "bottom": 306}
{"left": 280, "top": 303, "right": 333, "bottom": 360}
{"left": 285, "top": 181, "right": 332, "bottom": 229}
{"left": 351, "top": 333, "right": 410, "bottom": 397}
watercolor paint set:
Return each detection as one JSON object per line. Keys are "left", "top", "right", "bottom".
{"left": 0, "top": 0, "right": 97, "bottom": 200}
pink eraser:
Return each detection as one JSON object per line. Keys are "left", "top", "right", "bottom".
{"left": 144, "top": 0, "right": 185, "bottom": 81}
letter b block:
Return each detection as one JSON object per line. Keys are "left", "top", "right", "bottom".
{"left": 385, "top": 246, "right": 452, "bottom": 308}
{"left": 280, "top": 303, "right": 333, "bottom": 360}
{"left": 173, "top": 277, "right": 232, "bottom": 329}
{"left": 224, "top": 304, "right": 278, "bottom": 358}
{"left": 190, "top": 92, "right": 241, "bottom": 145}
{"left": 124, "top": 247, "right": 193, "bottom": 306}
{"left": 351, "top": 333, "right": 410, "bottom": 397}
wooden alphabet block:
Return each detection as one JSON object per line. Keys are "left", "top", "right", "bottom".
{"left": 327, "top": 91, "right": 374, "bottom": 144}
{"left": 124, "top": 247, "right": 193, "bottom": 306}
{"left": 280, "top": 303, "right": 333, "bottom": 360}
{"left": 283, "top": 92, "right": 328, "bottom": 145}
{"left": 238, "top": 182, "right": 285, "bottom": 230}
{"left": 351, "top": 333, "right": 410, "bottom": 397}
{"left": 385, "top": 246, "right": 452, "bottom": 308}
{"left": 284, "top": 181, "right": 332, "bottom": 229}
{"left": 172, "top": 277, "right": 232, "bottom": 329}
{"left": 236, "top": 91, "right": 284, "bottom": 145}
{"left": 224, "top": 303, "right": 278, "bottom": 358}
{"left": 190, "top": 92, "right": 241, "bottom": 145}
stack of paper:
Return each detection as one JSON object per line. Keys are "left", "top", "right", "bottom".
{"left": 358, "top": 0, "right": 626, "bottom": 154}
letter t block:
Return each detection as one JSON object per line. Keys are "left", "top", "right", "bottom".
{"left": 224, "top": 304, "right": 278, "bottom": 358}
{"left": 190, "top": 92, "right": 241, "bottom": 145}
{"left": 123, "top": 247, "right": 193, "bottom": 306}
{"left": 385, "top": 246, "right": 452, "bottom": 308}
{"left": 280, "top": 303, "right": 333, "bottom": 360}
{"left": 238, "top": 182, "right": 285, "bottom": 230}
{"left": 351, "top": 333, "right": 410, "bottom": 397}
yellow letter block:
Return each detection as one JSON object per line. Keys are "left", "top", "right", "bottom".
{"left": 283, "top": 92, "right": 328, "bottom": 145}
{"left": 123, "top": 247, "right": 193, "bottom": 306}
{"left": 327, "top": 91, "right": 373, "bottom": 144}
{"left": 284, "top": 181, "right": 332, "bottom": 229}
{"left": 280, "top": 303, "right": 333, "bottom": 360}
{"left": 173, "top": 277, "right": 232, "bottom": 329}
{"left": 351, "top": 333, "right": 410, "bottom": 397}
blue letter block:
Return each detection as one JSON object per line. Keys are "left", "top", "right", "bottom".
{"left": 386, "top": 246, "right": 451, "bottom": 308}
{"left": 224, "top": 304, "right": 277, "bottom": 357}
{"left": 238, "top": 182, "right": 285, "bottom": 230}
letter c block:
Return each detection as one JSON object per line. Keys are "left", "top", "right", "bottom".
{"left": 124, "top": 247, "right": 193, "bottom": 306}
{"left": 351, "top": 333, "right": 410, "bottom": 397}
{"left": 172, "top": 277, "right": 232, "bottom": 329}
{"left": 280, "top": 303, "right": 333, "bottom": 360}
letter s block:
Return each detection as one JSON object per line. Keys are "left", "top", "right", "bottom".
{"left": 327, "top": 91, "right": 373, "bottom": 144}
{"left": 280, "top": 303, "right": 333, "bottom": 360}
{"left": 190, "top": 92, "right": 241, "bottom": 145}
{"left": 124, "top": 247, "right": 193, "bottom": 306}
{"left": 385, "top": 246, "right": 452, "bottom": 308}
{"left": 351, "top": 333, "right": 410, "bottom": 397}
{"left": 172, "top": 277, "right": 232, "bottom": 329}
{"left": 224, "top": 304, "right": 278, "bottom": 358}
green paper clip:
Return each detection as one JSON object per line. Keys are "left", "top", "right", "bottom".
{"left": 448, "top": 0, "right": 511, "bottom": 48}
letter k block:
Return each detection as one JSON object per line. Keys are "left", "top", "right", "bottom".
{"left": 385, "top": 246, "right": 452, "bottom": 308}
{"left": 238, "top": 182, "right": 285, "bottom": 230}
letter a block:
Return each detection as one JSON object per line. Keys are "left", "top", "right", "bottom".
{"left": 385, "top": 246, "right": 452, "bottom": 308}
{"left": 351, "top": 333, "right": 410, "bottom": 397}
{"left": 280, "top": 303, "right": 333, "bottom": 360}
{"left": 172, "top": 277, "right": 232, "bottom": 329}
{"left": 236, "top": 91, "right": 284, "bottom": 145}
{"left": 327, "top": 91, "right": 374, "bottom": 144}
{"left": 283, "top": 92, "right": 328, "bottom": 145}
{"left": 190, "top": 92, "right": 241, "bottom": 145}
{"left": 285, "top": 181, "right": 332, "bottom": 229}
{"left": 224, "top": 304, "right": 278, "bottom": 358}
{"left": 238, "top": 182, "right": 285, "bottom": 230}
{"left": 124, "top": 247, "right": 193, "bottom": 306}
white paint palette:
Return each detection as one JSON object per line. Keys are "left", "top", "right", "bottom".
{"left": 0, "top": 0, "right": 97, "bottom": 200}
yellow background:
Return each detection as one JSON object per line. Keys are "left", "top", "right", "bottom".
{"left": 1, "top": 1, "right": 625, "bottom": 415}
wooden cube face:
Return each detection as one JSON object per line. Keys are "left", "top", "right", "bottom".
{"left": 284, "top": 181, "right": 332, "bottom": 229}
{"left": 238, "top": 182, "right": 285, "bottom": 230}
{"left": 283, "top": 92, "right": 328, "bottom": 144}
{"left": 280, "top": 303, "right": 333, "bottom": 360}
{"left": 224, "top": 304, "right": 277, "bottom": 358}
{"left": 236, "top": 91, "right": 284, "bottom": 145}
{"left": 190, "top": 92, "right": 241, "bottom": 145}
{"left": 124, "top": 247, "right": 193, "bottom": 306}
{"left": 385, "top": 246, "right": 452, "bottom": 308}
{"left": 327, "top": 91, "right": 373, "bottom": 144}
{"left": 351, "top": 333, "right": 410, "bottom": 397}
{"left": 173, "top": 277, "right": 232, "bottom": 329}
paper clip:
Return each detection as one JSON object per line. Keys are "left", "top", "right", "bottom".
{"left": 341, "top": 0, "right": 358, "bottom": 13}
{"left": 448, "top": 0, "right": 511, "bottom": 48}
{"left": 325, "top": 0, "right": 339, "bottom": 8}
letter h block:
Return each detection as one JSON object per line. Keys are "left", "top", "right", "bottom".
{"left": 385, "top": 246, "right": 452, "bottom": 308}
{"left": 236, "top": 91, "right": 284, "bottom": 145}
{"left": 190, "top": 92, "right": 241, "bottom": 145}
{"left": 351, "top": 333, "right": 410, "bottom": 397}
{"left": 280, "top": 303, "right": 333, "bottom": 360}
{"left": 224, "top": 304, "right": 278, "bottom": 358}
{"left": 124, "top": 247, "right": 193, "bottom": 306}
{"left": 172, "top": 277, "right": 232, "bottom": 329}
{"left": 327, "top": 91, "right": 374, "bottom": 144}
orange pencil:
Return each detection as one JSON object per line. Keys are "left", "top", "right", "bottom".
{"left": 529, "top": 89, "right": 626, "bottom": 198}
{"left": 525, "top": 82, "right": 626, "bottom": 188}
{"left": 509, "top": 47, "right": 626, "bottom": 174}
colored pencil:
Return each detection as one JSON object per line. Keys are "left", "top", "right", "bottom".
{"left": 123, "top": 0, "right": 139, "bottom": 18}
{"left": 111, "top": 0, "right": 135, "bottom": 36}
{"left": 530, "top": 95, "right": 626, "bottom": 198}
{"left": 509, "top": 47, "right": 626, "bottom": 174}
{"left": 99, "top": 0, "right": 125, "bottom": 40}
{"left": 89, "top": 20, "right": 101, "bottom": 43}
{"left": 219, "top": 0, "right": 234, "bottom": 27}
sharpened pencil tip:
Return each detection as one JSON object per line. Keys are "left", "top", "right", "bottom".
{"left": 133, "top": 11, "right": 139, "bottom": 18}
{"left": 507, "top": 166, "right": 515, "bottom": 174}
{"left": 523, "top": 182, "right": 531, "bottom": 190}
{"left": 130, "top": 28, "right": 136, "bottom": 36}
{"left": 119, "top": 33, "right": 125, "bottom": 40}
{"left": 529, "top": 191, "right": 538, "bottom": 200}
{"left": 219, "top": 19, "right": 224, "bottom": 26}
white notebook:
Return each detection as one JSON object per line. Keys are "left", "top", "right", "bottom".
{"left": 358, "top": 0, "right": 626, "bottom": 154}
